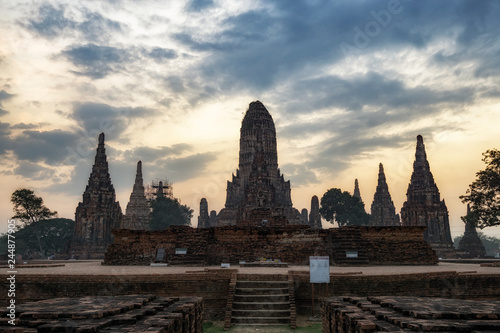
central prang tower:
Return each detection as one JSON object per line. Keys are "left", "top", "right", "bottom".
{"left": 216, "top": 101, "right": 301, "bottom": 226}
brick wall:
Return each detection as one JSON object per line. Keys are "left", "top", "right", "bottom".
{"left": 2, "top": 271, "right": 499, "bottom": 321}
{"left": 104, "top": 226, "right": 437, "bottom": 266}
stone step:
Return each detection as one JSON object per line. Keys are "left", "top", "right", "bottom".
{"left": 232, "top": 310, "right": 290, "bottom": 318}
{"left": 234, "top": 294, "right": 289, "bottom": 303}
{"left": 235, "top": 287, "right": 288, "bottom": 295}
{"left": 231, "top": 317, "right": 290, "bottom": 325}
{"left": 232, "top": 302, "right": 290, "bottom": 310}
{"left": 236, "top": 281, "right": 288, "bottom": 289}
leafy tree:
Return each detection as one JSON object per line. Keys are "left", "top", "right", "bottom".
{"left": 149, "top": 196, "right": 193, "bottom": 230}
{"left": 10, "top": 188, "right": 57, "bottom": 256}
{"left": 0, "top": 218, "right": 74, "bottom": 259}
{"left": 454, "top": 232, "right": 500, "bottom": 257}
{"left": 319, "top": 188, "right": 370, "bottom": 227}
{"left": 460, "top": 149, "right": 500, "bottom": 228}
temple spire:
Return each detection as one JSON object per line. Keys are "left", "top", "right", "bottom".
{"left": 123, "top": 161, "right": 150, "bottom": 230}
{"left": 370, "top": 163, "right": 400, "bottom": 226}
{"left": 353, "top": 179, "right": 362, "bottom": 203}
{"left": 457, "top": 204, "right": 486, "bottom": 257}
{"left": 70, "top": 132, "right": 122, "bottom": 258}
{"left": 401, "top": 135, "right": 454, "bottom": 257}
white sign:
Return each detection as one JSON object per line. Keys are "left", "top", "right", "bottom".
{"left": 346, "top": 251, "right": 358, "bottom": 258}
{"left": 309, "top": 256, "right": 330, "bottom": 283}
{"left": 175, "top": 248, "right": 187, "bottom": 255}
{"left": 220, "top": 263, "right": 230, "bottom": 268}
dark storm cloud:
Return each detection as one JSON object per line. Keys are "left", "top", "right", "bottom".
{"left": 13, "top": 162, "right": 56, "bottom": 181}
{"left": 26, "top": 4, "right": 124, "bottom": 42}
{"left": 173, "top": 0, "right": 500, "bottom": 95}
{"left": 9, "top": 130, "right": 80, "bottom": 165}
{"left": 277, "top": 72, "right": 476, "bottom": 115}
{"left": 163, "top": 153, "right": 217, "bottom": 183}
{"left": 61, "top": 44, "right": 130, "bottom": 79}
{"left": 122, "top": 144, "right": 193, "bottom": 164}
{"left": 70, "top": 102, "right": 158, "bottom": 139}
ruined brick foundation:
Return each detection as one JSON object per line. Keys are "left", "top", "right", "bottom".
{"left": 104, "top": 225, "right": 438, "bottom": 266}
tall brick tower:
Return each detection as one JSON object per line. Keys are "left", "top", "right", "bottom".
{"left": 70, "top": 133, "right": 122, "bottom": 258}
{"left": 401, "top": 135, "right": 454, "bottom": 257}
{"left": 123, "top": 161, "right": 150, "bottom": 230}
{"left": 370, "top": 163, "right": 400, "bottom": 226}
{"left": 217, "top": 101, "right": 301, "bottom": 226}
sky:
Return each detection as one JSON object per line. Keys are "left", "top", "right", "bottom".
{"left": 1, "top": 0, "right": 500, "bottom": 239}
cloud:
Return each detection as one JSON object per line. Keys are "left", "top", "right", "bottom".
{"left": 25, "top": 4, "right": 124, "bottom": 42}
{"left": 0, "top": 108, "right": 8, "bottom": 117}
{"left": 122, "top": 144, "right": 193, "bottom": 164}
{"left": 13, "top": 162, "right": 56, "bottom": 180}
{"left": 25, "top": 4, "right": 74, "bottom": 38}
{"left": 186, "top": 0, "right": 215, "bottom": 12}
{"left": 0, "top": 90, "right": 14, "bottom": 107}
{"left": 70, "top": 102, "right": 158, "bottom": 139}
{"left": 9, "top": 130, "right": 81, "bottom": 165}
{"left": 0, "top": 121, "right": 12, "bottom": 154}
{"left": 277, "top": 71, "right": 476, "bottom": 115}
{"left": 280, "top": 163, "right": 319, "bottom": 187}
{"left": 10, "top": 123, "right": 41, "bottom": 130}
{"left": 61, "top": 44, "right": 130, "bottom": 79}
{"left": 146, "top": 47, "right": 178, "bottom": 62}
{"left": 163, "top": 153, "right": 217, "bottom": 183}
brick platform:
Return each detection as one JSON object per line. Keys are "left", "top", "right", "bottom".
{"left": 104, "top": 225, "right": 438, "bottom": 266}
{"left": 322, "top": 296, "right": 500, "bottom": 332}
{"left": 0, "top": 295, "right": 203, "bottom": 332}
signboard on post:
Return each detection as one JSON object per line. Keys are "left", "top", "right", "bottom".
{"left": 309, "top": 256, "right": 330, "bottom": 283}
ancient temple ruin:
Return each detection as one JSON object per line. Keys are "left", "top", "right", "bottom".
{"left": 353, "top": 179, "right": 362, "bottom": 203}
{"left": 69, "top": 133, "right": 122, "bottom": 259}
{"left": 214, "top": 101, "right": 302, "bottom": 226}
{"left": 308, "top": 195, "right": 322, "bottom": 228}
{"left": 122, "top": 161, "right": 150, "bottom": 230}
{"left": 400, "top": 135, "right": 454, "bottom": 257}
{"left": 457, "top": 205, "right": 486, "bottom": 258}
{"left": 370, "top": 163, "right": 400, "bottom": 226}
{"left": 197, "top": 198, "right": 210, "bottom": 228}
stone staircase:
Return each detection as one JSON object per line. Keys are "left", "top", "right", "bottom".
{"left": 225, "top": 274, "right": 295, "bottom": 328}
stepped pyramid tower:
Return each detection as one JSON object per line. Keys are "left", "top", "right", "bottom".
{"left": 216, "top": 101, "right": 301, "bottom": 226}
{"left": 401, "top": 135, "right": 454, "bottom": 256}
{"left": 123, "top": 161, "right": 150, "bottom": 230}
{"left": 370, "top": 163, "right": 400, "bottom": 226}
{"left": 70, "top": 133, "right": 122, "bottom": 258}
{"left": 457, "top": 205, "right": 486, "bottom": 258}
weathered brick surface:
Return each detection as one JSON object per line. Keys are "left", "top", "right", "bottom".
{"left": 104, "top": 225, "right": 437, "bottom": 266}
{"left": 1, "top": 271, "right": 499, "bottom": 323}
{"left": 321, "top": 296, "right": 500, "bottom": 332}
{"left": 0, "top": 295, "right": 202, "bottom": 332}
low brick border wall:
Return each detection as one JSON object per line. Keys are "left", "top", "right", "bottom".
{"left": 1, "top": 271, "right": 499, "bottom": 320}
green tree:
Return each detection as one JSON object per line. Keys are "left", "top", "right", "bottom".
{"left": 0, "top": 218, "right": 74, "bottom": 259}
{"left": 149, "top": 196, "right": 193, "bottom": 230}
{"left": 319, "top": 188, "right": 370, "bottom": 227}
{"left": 10, "top": 188, "right": 57, "bottom": 256}
{"left": 460, "top": 149, "right": 500, "bottom": 228}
